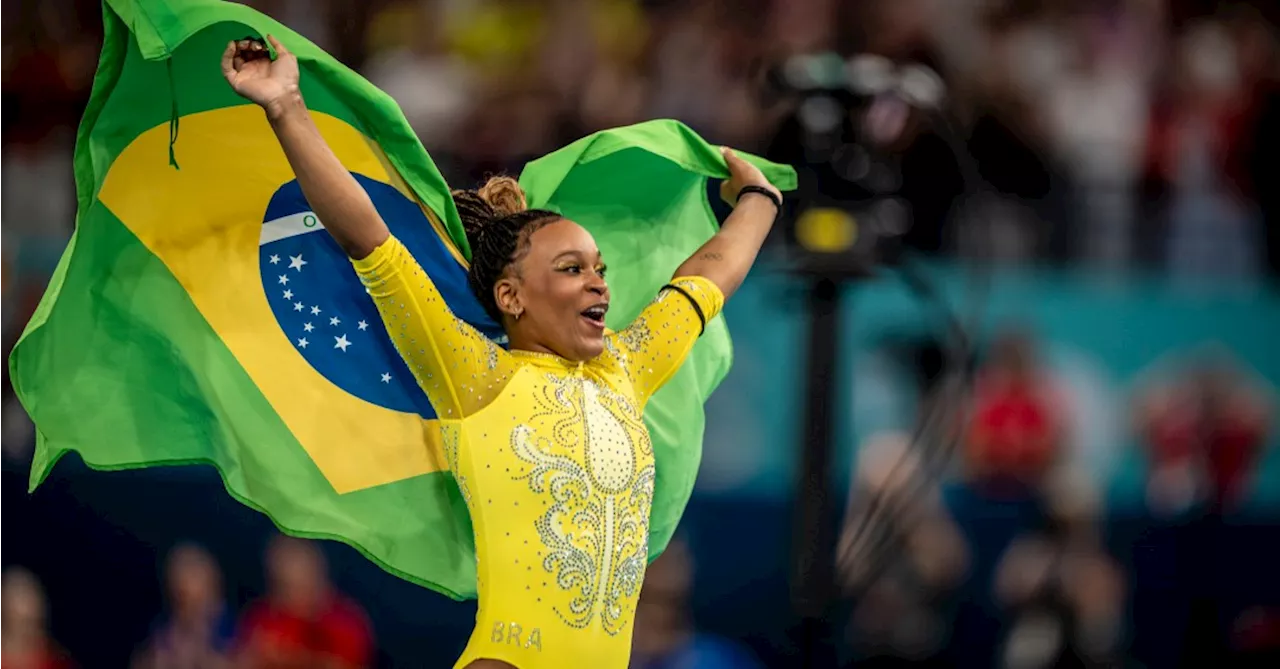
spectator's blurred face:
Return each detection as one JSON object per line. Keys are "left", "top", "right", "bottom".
{"left": 1233, "top": 14, "right": 1277, "bottom": 82}
{"left": 166, "top": 545, "right": 221, "bottom": 616}
{"left": 1193, "top": 363, "right": 1237, "bottom": 410}
{"left": 1180, "top": 22, "right": 1240, "bottom": 99}
{"left": 266, "top": 537, "right": 328, "bottom": 614}
{"left": 1, "top": 569, "right": 47, "bottom": 635}
{"left": 856, "top": 433, "right": 920, "bottom": 495}
{"left": 1044, "top": 472, "right": 1101, "bottom": 540}
{"left": 991, "top": 333, "right": 1036, "bottom": 382}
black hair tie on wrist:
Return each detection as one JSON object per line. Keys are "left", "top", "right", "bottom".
{"left": 737, "top": 185, "right": 782, "bottom": 212}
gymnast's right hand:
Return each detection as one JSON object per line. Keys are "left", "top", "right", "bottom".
{"left": 221, "top": 35, "right": 299, "bottom": 112}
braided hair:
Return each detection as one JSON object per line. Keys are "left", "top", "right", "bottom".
{"left": 452, "top": 176, "right": 561, "bottom": 324}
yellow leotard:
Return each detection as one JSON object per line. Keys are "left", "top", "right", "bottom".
{"left": 353, "top": 235, "right": 724, "bottom": 668}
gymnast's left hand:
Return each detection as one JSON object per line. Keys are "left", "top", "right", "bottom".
{"left": 719, "top": 147, "right": 781, "bottom": 207}
{"left": 221, "top": 35, "right": 300, "bottom": 113}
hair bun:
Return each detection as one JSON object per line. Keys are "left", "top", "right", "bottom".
{"left": 452, "top": 176, "right": 530, "bottom": 244}
{"left": 477, "top": 176, "right": 527, "bottom": 218}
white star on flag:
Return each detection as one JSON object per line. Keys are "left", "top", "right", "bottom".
{"left": 293, "top": 302, "right": 304, "bottom": 312}
{"left": 311, "top": 306, "right": 322, "bottom": 315}
{"left": 288, "top": 254, "right": 308, "bottom": 272}
{"left": 334, "top": 335, "right": 352, "bottom": 352}
{"left": 297, "top": 337, "right": 309, "bottom": 349}
{"left": 278, "top": 275, "right": 289, "bottom": 285}
{"left": 303, "top": 322, "right": 314, "bottom": 332}
{"left": 357, "top": 320, "right": 369, "bottom": 331}
{"left": 282, "top": 289, "right": 293, "bottom": 300}
{"left": 380, "top": 373, "right": 392, "bottom": 383}
{"left": 269, "top": 254, "right": 281, "bottom": 264}
{"left": 329, "top": 316, "right": 341, "bottom": 326}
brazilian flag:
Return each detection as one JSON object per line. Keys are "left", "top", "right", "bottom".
{"left": 9, "top": 0, "right": 796, "bottom": 599}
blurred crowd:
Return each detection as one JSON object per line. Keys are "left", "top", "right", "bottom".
{"left": 5, "top": 0, "right": 1280, "bottom": 325}
{"left": 838, "top": 330, "right": 1276, "bottom": 668}
{"left": 7, "top": 0, "right": 1280, "bottom": 283}
{"left": 5, "top": 0, "right": 1280, "bottom": 667}
{"left": 3, "top": 333, "right": 1276, "bottom": 666}
{"left": 4, "top": 537, "right": 372, "bottom": 669}
{"left": 7, "top": 0, "right": 1280, "bottom": 452}
{"left": 2, "top": 533, "right": 758, "bottom": 669}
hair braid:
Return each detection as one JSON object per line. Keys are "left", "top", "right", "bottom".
{"left": 452, "top": 177, "right": 560, "bottom": 324}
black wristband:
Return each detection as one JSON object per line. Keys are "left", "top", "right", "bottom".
{"left": 737, "top": 185, "right": 782, "bottom": 211}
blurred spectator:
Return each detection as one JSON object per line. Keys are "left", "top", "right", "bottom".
{"left": 542, "top": 0, "right": 650, "bottom": 125}
{"left": 1, "top": 1, "right": 92, "bottom": 247}
{"left": 363, "top": 1, "right": 476, "bottom": 154}
{"left": 646, "top": 0, "right": 774, "bottom": 148}
{"left": 235, "top": 536, "right": 374, "bottom": 669}
{"left": 1134, "top": 349, "right": 1274, "bottom": 515}
{"left": 1237, "top": 8, "right": 1280, "bottom": 283}
{"left": 965, "top": 330, "right": 1069, "bottom": 495}
{"left": 131, "top": 543, "right": 235, "bottom": 669}
{"left": 1037, "top": 1, "right": 1161, "bottom": 272}
{"left": 1146, "top": 18, "right": 1266, "bottom": 283}
{"left": 447, "top": 0, "right": 549, "bottom": 82}
{"left": 0, "top": 248, "right": 46, "bottom": 463}
{"left": 953, "top": 6, "right": 1061, "bottom": 263}
{"left": 2, "top": 250, "right": 9, "bottom": 346}
{"left": 631, "top": 538, "right": 765, "bottom": 669}
{"left": 1, "top": 270, "right": 41, "bottom": 456}
{"left": 993, "top": 473, "right": 1125, "bottom": 669}
{"left": 1229, "top": 606, "right": 1280, "bottom": 668}
{"left": 1, "top": 1, "right": 87, "bottom": 465}
{"left": 836, "top": 431, "right": 969, "bottom": 669}
{"left": 1, "top": 567, "right": 74, "bottom": 669}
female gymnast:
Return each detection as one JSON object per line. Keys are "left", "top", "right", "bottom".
{"left": 223, "top": 36, "right": 783, "bottom": 669}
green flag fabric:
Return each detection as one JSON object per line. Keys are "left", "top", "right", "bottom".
{"left": 9, "top": 0, "right": 796, "bottom": 600}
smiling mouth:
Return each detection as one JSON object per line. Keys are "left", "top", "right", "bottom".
{"left": 581, "top": 304, "right": 608, "bottom": 328}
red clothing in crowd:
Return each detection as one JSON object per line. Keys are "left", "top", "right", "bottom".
{"left": 1145, "top": 97, "right": 1255, "bottom": 193}
{"left": 1143, "top": 402, "right": 1266, "bottom": 507}
{"left": 0, "top": 644, "right": 75, "bottom": 669}
{"left": 236, "top": 594, "right": 373, "bottom": 669}
{"left": 967, "top": 373, "right": 1064, "bottom": 486}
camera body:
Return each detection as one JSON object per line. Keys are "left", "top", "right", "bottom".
{"left": 763, "top": 53, "right": 944, "bottom": 277}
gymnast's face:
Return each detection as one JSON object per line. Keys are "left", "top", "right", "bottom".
{"left": 496, "top": 219, "right": 610, "bottom": 362}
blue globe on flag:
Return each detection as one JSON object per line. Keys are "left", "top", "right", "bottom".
{"left": 257, "top": 174, "right": 501, "bottom": 419}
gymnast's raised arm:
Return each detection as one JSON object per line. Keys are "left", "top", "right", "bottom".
{"left": 220, "top": 36, "right": 515, "bottom": 420}
{"left": 221, "top": 36, "right": 389, "bottom": 260}
{"left": 671, "top": 147, "right": 783, "bottom": 300}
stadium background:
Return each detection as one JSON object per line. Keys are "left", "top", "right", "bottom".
{"left": 4, "top": 0, "right": 1280, "bottom": 667}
